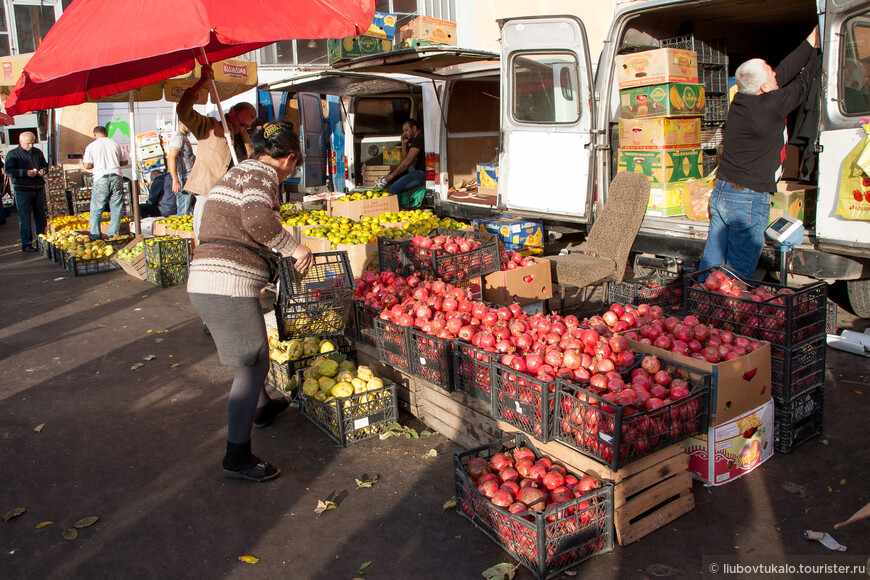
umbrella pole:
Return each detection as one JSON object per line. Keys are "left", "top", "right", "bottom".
{"left": 129, "top": 93, "right": 141, "bottom": 235}
{"left": 198, "top": 48, "right": 239, "bottom": 166}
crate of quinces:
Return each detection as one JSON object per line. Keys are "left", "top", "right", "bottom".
{"left": 144, "top": 236, "right": 190, "bottom": 288}
{"left": 54, "top": 232, "right": 133, "bottom": 276}
{"left": 298, "top": 354, "right": 398, "bottom": 446}
{"left": 266, "top": 331, "right": 356, "bottom": 396}
{"left": 114, "top": 235, "right": 147, "bottom": 280}
{"left": 454, "top": 433, "right": 613, "bottom": 580}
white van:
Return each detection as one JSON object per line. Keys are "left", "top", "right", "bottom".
{"left": 270, "top": 0, "right": 870, "bottom": 318}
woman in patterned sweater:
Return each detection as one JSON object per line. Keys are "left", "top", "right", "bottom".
{"left": 188, "top": 121, "right": 313, "bottom": 482}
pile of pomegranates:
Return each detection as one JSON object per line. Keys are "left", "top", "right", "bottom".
{"left": 624, "top": 311, "right": 766, "bottom": 363}
{"left": 410, "top": 233, "right": 483, "bottom": 254}
{"left": 500, "top": 250, "right": 537, "bottom": 271}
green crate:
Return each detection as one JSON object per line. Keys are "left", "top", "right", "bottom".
{"left": 146, "top": 261, "right": 189, "bottom": 288}
{"left": 144, "top": 236, "right": 189, "bottom": 266}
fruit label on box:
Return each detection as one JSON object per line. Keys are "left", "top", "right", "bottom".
{"left": 400, "top": 16, "right": 457, "bottom": 46}
{"left": 618, "top": 117, "right": 701, "bottom": 149}
{"left": 616, "top": 48, "right": 699, "bottom": 88}
{"left": 476, "top": 163, "right": 499, "bottom": 189}
{"left": 619, "top": 83, "right": 705, "bottom": 118}
{"left": 328, "top": 37, "right": 393, "bottom": 64}
{"left": 365, "top": 12, "right": 397, "bottom": 40}
{"left": 473, "top": 214, "right": 543, "bottom": 254}
{"left": 618, "top": 148, "right": 703, "bottom": 183}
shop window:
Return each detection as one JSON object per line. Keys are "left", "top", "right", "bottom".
{"left": 839, "top": 13, "right": 870, "bottom": 116}
{"left": 14, "top": 3, "right": 56, "bottom": 53}
{"left": 512, "top": 52, "right": 581, "bottom": 124}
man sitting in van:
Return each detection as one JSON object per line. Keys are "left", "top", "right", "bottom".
{"left": 698, "top": 26, "right": 820, "bottom": 280}
{"left": 382, "top": 118, "right": 425, "bottom": 196}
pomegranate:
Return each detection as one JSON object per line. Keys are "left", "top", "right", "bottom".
{"left": 501, "top": 481, "right": 520, "bottom": 498}
{"left": 641, "top": 356, "right": 661, "bottom": 375}
{"left": 490, "top": 489, "right": 513, "bottom": 508}
{"left": 542, "top": 471, "right": 566, "bottom": 491}
{"left": 551, "top": 486, "right": 575, "bottom": 504}
{"left": 577, "top": 475, "right": 601, "bottom": 493}
{"left": 516, "top": 487, "right": 548, "bottom": 511}
{"left": 477, "top": 478, "right": 500, "bottom": 498}
{"left": 499, "top": 467, "right": 521, "bottom": 484}
{"left": 509, "top": 501, "right": 528, "bottom": 515}
{"left": 467, "top": 457, "right": 490, "bottom": 480}
{"left": 515, "top": 459, "right": 535, "bottom": 478}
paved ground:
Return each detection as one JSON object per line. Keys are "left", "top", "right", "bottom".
{"left": 1, "top": 212, "right": 868, "bottom": 580}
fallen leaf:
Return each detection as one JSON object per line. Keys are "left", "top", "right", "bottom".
{"left": 142, "top": 355, "right": 156, "bottom": 361}
{"left": 821, "top": 439, "right": 829, "bottom": 446}
{"left": 358, "top": 561, "right": 371, "bottom": 574}
{"left": 3, "top": 508, "right": 25, "bottom": 522}
{"left": 443, "top": 497, "right": 456, "bottom": 512}
{"left": 131, "top": 363, "right": 144, "bottom": 371}
{"left": 423, "top": 449, "right": 437, "bottom": 459}
{"left": 146, "top": 329, "right": 153, "bottom": 334}
{"left": 840, "top": 479, "right": 847, "bottom": 486}
{"left": 35, "top": 521, "right": 53, "bottom": 529}
{"left": 238, "top": 555, "right": 259, "bottom": 564}
{"left": 168, "top": 362, "right": 180, "bottom": 369}
{"left": 33, "top": 423, "right": 45, "bottom": 434}
{"left": 314, "top": 500, "right": 337, "bottom": 518}
{"left": 564, "top": 571, "right": 578, "bottom": 577}
{"left": 356, "top": 476, "right": 378, "bottom": 488}
{"left": 62, "top": 528, "right": 78, "bottom": 540}
{"left": 73, "top": 516, "right": 99, "bottom": 529}
{"left": 855, "top": 390, "right": 863, "bottom": 395}
{"left": 482, "top": 562, "right": 521, "bottom": 580}
{"left": 828, "top": 486, "right": 833, "bottom": 493}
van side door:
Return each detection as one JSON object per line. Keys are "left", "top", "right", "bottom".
{"left": 297, "top": 92, "right": 327, "bottom": 188}
{"left": 499, "top": 16, "right": 596, "bottom": 220}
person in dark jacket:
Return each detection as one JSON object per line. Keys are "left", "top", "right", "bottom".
{"left": 139, "top": 171, "right": 177, "bottom": 217}
{"left": 698, "top": 27, "right": 820, "bottom": 279}
{"left": 4, "top": 132, "right": 48, "bottom": 252}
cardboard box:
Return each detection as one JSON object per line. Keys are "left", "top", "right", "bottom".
{"left": 328, "top": 36, "right": 393, "bottom": 64}
{"left": 476, "top": 163, "right": 499, "bottom": 189}
{"left": 521, "top": 300, "right": 546, "bottom": 316}
{"left": 616, "top": 48, "right": 699, "bottom": 89}
{"left": 453, "top": 275, "right": 483, "bottom": 301}
{"left": 483, "top": 257, "right": 553, "bottom": 305}
{"left": 473, "top": 214, "right": 544, "bottom": 255}
{"left": 624, "top": 337, "right": 772, "bottom": 426}
{"left": 399, "top": 16, "right": 456, "bottom": 46}
{"left": 618, "top": 117, "right": 701, "bottom": 149}
{"left": 364, "top": 12, "right": 398, "bottom": 40}
{"left": 138, "top": 156, "right": 166, "bottom": 174}
{"left": 300, "top": 233, "right": 377, "bottom": 280}
{"left": 686, "top": 400, "right": 774, "bottom": 485}
{"left": 383, "top": 146, "right": 403, "bottom": 165}
{"left": 770, "top": 181, "right": 817, "bottom": 226}
{"left": 328, "top": 195, "right": 399, "bottom": 221}
{"left": 619, "top": 83, "right": 706, "bottom": 119}
{"left": 618, "top": 148, "right": 703, "bottom": 184}
{"left": 646, "top": 184, "right": 686, "bottom": 217}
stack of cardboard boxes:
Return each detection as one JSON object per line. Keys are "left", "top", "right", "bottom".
{"left": 328, "top": 12, "right": 396, "bottom": 64}
{"left": 616, "top": 47, "right": 706, "bottom": 217}
{"left": 398, "top": 16, "right": 457, "bottom": 49}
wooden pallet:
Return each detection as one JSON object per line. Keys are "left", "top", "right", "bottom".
{"left": 497, "top": 423, "right": 694, "bottom": 546}
{"left": 420, "top": 381, "right": 502, "bottom": 450}
{"left": 356, "top": 342, "right": 424, "bottom": 418}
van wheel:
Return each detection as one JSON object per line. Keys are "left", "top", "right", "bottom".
{"left": 847, "top": 279, "right": 870, "bottom": 319}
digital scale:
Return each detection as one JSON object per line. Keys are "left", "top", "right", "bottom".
{"left": 765, "top": 214, "right": 804, "bottom": 285}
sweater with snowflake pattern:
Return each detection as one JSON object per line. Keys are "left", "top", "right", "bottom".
{"left": 187, "top": 159, "right": 299, "bottom": 298}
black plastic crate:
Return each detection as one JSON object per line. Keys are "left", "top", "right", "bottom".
{"left": 409, "top": 327, "right": 453, "bottom": 389}
{"left": 554, "top": 359, "right": 711, "bottom": 470}
{"left": 299, "top": 384, "right": 398, "bottom": 447}
{"left": 274, "top": 293, "right": 353, "bottom": 341}
{"left": 278, "top": 251, "right": 353, "bottom": 298}
{"left": 700, "top": 65, "right": 728, "bottom": 94}
{"left": 266, "top": 359, "right": 299, "bottom": 397}
{"left": 702, "top": 150, "right": 719, "bottom": 176}
{"left": 64, "top": 253, "right": 121, "bottom": 277}
{"left": 492, "top": 362, "right": 557, "bottom": 443}
{"left": 773, "top": 386, "right": 824, "bottom": 453}
{"left": 405, "top": 228, "right": 500, "bottom": 283}
{"left": 770, "top": 336, "right": 826, "bottom": 401}
{"left": 703, "top": 96, "right": 729, "bottom": 124}
{"left": 661, "top": 35, "right": 727, "bottom": 66}
{"left": 825, "top": 299, "right": 838, "bottom": 335}
{"left": 606, "top": 272, "right": 683, "bottom": 313}
{"left": 685, "top": 266, "right": 828, "bottom": 350}
{"left": 377, "top": 236, "right": 408, "bottom": 275}
{"left": 373, "top": 318, "right": 412, "bottom": 373}
{"left": 37, "top": 237, "right": 54, "bottom": 261}
{"left": 143, "top": 236, "right": 189, "bottom": 266}
{"left": 454, "top": 433, "right": 613, "bottom": 580}
{"left": 271, "top": 335, "right": 357, "bottom": 388}
{"left": 453, "top": 340, "right": 497, "bottom": 406}
{"left": 146, "top": 261, "right": 189, "bottom": 287}
{"left": 348, "top": 301, "right": 380, "bottom": 347}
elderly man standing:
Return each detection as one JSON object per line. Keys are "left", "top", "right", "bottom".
{"left": 83, "top": 125, "right": 129, "bottom": 239}
{"left": 176, "top": 65, "right": 256, "bottom": 236}
{"left": 4, "top": 132, "right": 48, "bottom": 252}
{"left": 698, "top": 27, "right": 820, "bottom": 279}
{"left": 167, "top": 122, "right": 196, "bottom": 216}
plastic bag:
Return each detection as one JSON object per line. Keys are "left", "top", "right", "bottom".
{"left": 682, "top": 169, "right": 716, "bottom": 221}
{"left": 836, "top": 122, "right": 870, "bottom": 220}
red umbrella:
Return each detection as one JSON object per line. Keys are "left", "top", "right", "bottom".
{"left": 3, "top": 0, "right": 376, "bottom": 115}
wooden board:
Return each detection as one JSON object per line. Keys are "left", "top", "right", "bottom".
{"left": 421, "top": 384, "right": 502, "bottom": 448}
{"left": 617, "top": 491, "right": 694, "bottom": 546}
{"left": 356, "top": 342, "right": 423, "bottom": 418}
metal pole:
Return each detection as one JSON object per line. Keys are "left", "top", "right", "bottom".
{"left": 198, "top": 48, "right": 239, "bottom": 166}
{"left": 129, "top": 93, "right": 141, "bottom": 235}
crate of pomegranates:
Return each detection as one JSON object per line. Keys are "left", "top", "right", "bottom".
{"left": 491, "top": 327, "right": 640, "bottom": 444}
{"left": 409, "top": 326, "right": 453, "bottom": 389}
{"left": 453, "top": 340, "right": 498, "bottom": 406}
{"left": 373, "top": 318, "right": 413, "bottom": 373}
{"left": 685, "top": 265, "right": 827, "bottom": 350}
{"left": 607, "top": 270, "right": 683, "bottom": 314}
{"left": 554, "top": 356, "right": 711, "bottom": 470}
{"left": 404, "top": 228, "right": 500, "bottom": 283}
{"left": 454, "top": 433, "right": 613, "bottom": 579}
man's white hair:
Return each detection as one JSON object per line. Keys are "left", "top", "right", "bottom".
{"left": 735, "top": 58, "right": 769, "bottom": 95}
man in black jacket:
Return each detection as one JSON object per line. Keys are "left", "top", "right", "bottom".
{"left": 698, "top": 27, "right": 820, "bottom": 279}
{"left": 4, "top": 132, "right": 48, "bottom": 252}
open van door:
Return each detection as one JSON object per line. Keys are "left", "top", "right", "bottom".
{"left": 297, "top": 92, "right": 327, "bottom": 188}
{"left": 499, "top": 16, "right": 596, "bottom": 220}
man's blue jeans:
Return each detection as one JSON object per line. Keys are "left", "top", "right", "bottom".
{"left": 89, "top": 174, "right": 125, "bottom": 238}
{"left": 13, "top": 188, "right": 47, "bottom": 248}
{"left": 699, "top": 179, "right": 771, "bottom": 279}
{"left": 388, "top": 168, "right": 425, "bottom": 196}
{"left": 175, "top": 178, "right": 193, "bottom": 216}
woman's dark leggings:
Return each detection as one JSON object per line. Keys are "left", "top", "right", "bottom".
{"left": 227, "top": 359, "right": 270, "bottom": 444}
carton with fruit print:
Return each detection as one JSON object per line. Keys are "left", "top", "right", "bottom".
{"left": 619, "top": 83, "right": 705, "bottom": 119}
{"left": 616, "top": 48, "right": 699, "bottom": 89}
{"left": 836, "top": 121, "right": 870, "bottom": 220}
{"left": 454, "top": 433, "right": 613, "bottom": 579}
{"left": 686, "top": 400, "right": 774, "bottom": 485}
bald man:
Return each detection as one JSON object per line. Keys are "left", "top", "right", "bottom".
{"left": 4, "top": 132, "right": 48, "bottom": 252}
